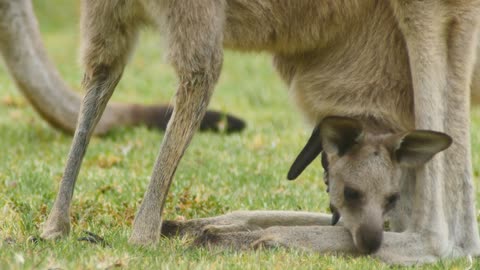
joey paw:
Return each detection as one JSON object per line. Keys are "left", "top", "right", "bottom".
{"left": 252, "top": 235, "right": 280, "bottom": 250}
{"left": 78, "top": 231, "right": 110, "bottom": 247}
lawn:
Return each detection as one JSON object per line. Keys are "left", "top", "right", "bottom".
{"left": 1, "top": 1, "right": 479, "bottom": 269}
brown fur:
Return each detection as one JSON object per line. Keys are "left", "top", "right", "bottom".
{"left": 0, "top": 0, "right": 245, "bottom": 135}
{"left": 39, "top": 0, "right": 480, "bottom": 264}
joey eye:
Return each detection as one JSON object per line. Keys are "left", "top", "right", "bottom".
{"left": 344, "top": 186, "right": 362, "bottom": 201}
{"left": 385, "top": 193, "right": 400, "bottom": 210}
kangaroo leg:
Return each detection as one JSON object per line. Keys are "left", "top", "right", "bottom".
{"left": 195, "top": 225, "right": 437, "bottom": 265}
{"left": 161, "top": 210, "right": 335, "bottom": 237}
{"left": 442, "top": 5, "right": 480, "bottom": 255}
{"left": 41, "top": 1, "right": 140, "bottom": 239}
{"left": 128, "top": 1, "right": 225, "bottom": 245}
{"left": 389, "top": 0, "right": 452, "bottom": 256}
{"left": 389, "top": 0, "right": 480, "bottom": 258}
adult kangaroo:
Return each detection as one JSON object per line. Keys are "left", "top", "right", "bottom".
{"left": 40, "top": 0, "right": 480, "bottom": 264}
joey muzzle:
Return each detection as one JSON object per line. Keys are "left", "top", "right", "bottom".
{"left": 354, "top": 223, "right": 383, "bottom": 254}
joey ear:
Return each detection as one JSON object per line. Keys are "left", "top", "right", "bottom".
{"left": 287, "top": 125, "right": 322, "bottom": 180}
{"left": 287, "top": 116, "right": 363, "bottom": 180}
{"left": 320, "top": 116, "right": 364, "bottom": 156}
{"left": 393, "top": 130, "right": 452, "bottom": 167}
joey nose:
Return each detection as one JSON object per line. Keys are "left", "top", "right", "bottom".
{"left": 356, "top": 224, "right": 383, "bottom": 254}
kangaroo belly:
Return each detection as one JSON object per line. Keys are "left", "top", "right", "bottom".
{"left": 274, "top": 2, "right": 415, "bottom": 132}
{"left": 223, "top": 0, "right": 374, "bottom": 54}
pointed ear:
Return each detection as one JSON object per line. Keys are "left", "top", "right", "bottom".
{"left": 320, "top": 116, "right": 364, "bottom": 156}
{"left": 393, "top": 130, "right": 452, "bottom": 167}
{"left": 287, "top": 125, "right": 322, "bottom": 180}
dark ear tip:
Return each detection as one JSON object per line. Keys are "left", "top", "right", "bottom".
{"left": 287, "top": 124, "right": 323, "bottom": 181}
{"left": 287, "top": 169, "right": 298, "bottom": 180}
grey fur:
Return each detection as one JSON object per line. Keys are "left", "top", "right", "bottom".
{"left": 38, "top": 0, "right": 480, "bottom": 265}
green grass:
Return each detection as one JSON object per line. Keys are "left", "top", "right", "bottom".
{"left": 1, "top": 1, "right": 480, "bottom": 269}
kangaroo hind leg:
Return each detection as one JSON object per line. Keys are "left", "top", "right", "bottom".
{"left": 41, "top": 1, "right": 141, "bottom": 239}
